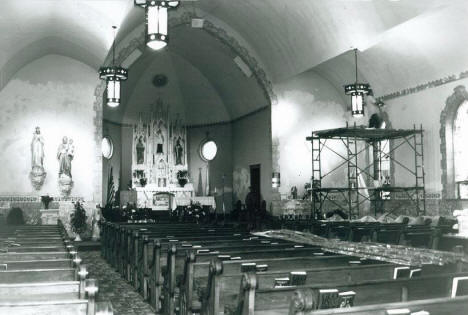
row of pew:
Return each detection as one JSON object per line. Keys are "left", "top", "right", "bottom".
{"left": 279, "top": 220, "right": 455, "bottom": 249}
{"left": 0, "top": 222, "right": 113, "bottom": 315}
{"left": 101, "top": 221, "right": 468, "bottom": 315}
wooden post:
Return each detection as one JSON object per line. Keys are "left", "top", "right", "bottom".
{"left": 133, "top": 231, "right": 140, "bottom": 289}
{"left": 185, "top": 251, "right": 196, "bottom": 315}
{"left": 237, "top": 273, "right": 257, "bottom": 315}
{"left": 78, "top": 265, "right": 88, "bottom": 299}
{"left": 142, "top": 235, "right": 149, "bottom": 299}
{"left": 85, "top": 279, "right": 98, "bottom": 315}
{"left": 401, "top": 285, "right": 408, "bottom": 302}
{"left": 206, "top": 259, "right": 223, "bottom": 315}
{"left": 150, "top": 240, "right": 162, "bottom": 312}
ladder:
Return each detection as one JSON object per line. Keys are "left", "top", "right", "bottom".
{"left": 414, "top": 124, "right": 426, "bottom": 215}
{"left": 347, "top": 135, "right": 360, "bottom": 219}
{"left": 311, "top": 135, "right": 322, "bottom": 219}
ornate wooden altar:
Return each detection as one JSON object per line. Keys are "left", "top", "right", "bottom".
{"left": 131, "top": 98, "right": 194, "bottom": 209}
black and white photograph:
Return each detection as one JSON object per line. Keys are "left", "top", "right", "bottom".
{"left": 0, "top": 1, "right": 467, "bottom": 314}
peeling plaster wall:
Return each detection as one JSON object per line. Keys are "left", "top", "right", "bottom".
{"left": 272, "top": 70, "right": 351, "bottom": 202}
{"left": 384, "top": 78, "right": 468, "bottom": 216}
{"left": 0, "top": 55, "right": 100, "bottom": 201}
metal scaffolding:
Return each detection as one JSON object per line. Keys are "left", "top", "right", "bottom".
{"left": 306, "top": 123, "right": 426, "bottom": 220}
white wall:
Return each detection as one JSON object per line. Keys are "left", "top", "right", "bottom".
{"left": 385, "top": 78, "right": 468, "bottom": 195}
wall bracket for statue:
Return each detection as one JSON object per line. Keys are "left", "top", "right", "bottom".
{"left": 30, "top": 127, "right": 46, "bottom": 190}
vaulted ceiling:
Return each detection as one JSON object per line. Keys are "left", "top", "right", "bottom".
{"left": 1, "top": 0, "right": 467, "bottom": 120}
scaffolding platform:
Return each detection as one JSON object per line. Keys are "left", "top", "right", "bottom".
{"left": 306, "top": 123, "right": 426, "bottom": 220}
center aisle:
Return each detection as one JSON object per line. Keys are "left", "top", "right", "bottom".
{"left": 81, "top": 251, "right": 156, "bottom": 315}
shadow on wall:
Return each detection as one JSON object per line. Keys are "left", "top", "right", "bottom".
{"left": 233, "top": 167, "right": 250, "bottom": 205}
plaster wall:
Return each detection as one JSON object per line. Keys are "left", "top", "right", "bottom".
{"left": 272, "top": 70, "right": 352, "bottom": 201}
{"left": 232, "top": 108, "right": 272, "bottom": 208}
{"left": 102, "top": 120, "right": 122, "bottom": 205}
{"left": 384, "top": 78, "right": 468, "bottom": 215}
{"left": 187, "top": 124, "right": 233, "bottom": 212}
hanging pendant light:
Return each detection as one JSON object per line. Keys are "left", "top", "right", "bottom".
{"left": 344, "top": 49, "right": 370, "bottom": 117}
{"left": 99, "top": 26, "right": 128, "bottom": 108}
{"left": 135, "top": 0, "right": 180, "bottom": 50}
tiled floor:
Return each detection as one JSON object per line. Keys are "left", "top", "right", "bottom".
{"left": 81, "top": 251, "right": 156, "bottom": 315}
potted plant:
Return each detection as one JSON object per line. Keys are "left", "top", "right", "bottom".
{"left": 41, "top": 195, "right": 53, "bottom": 209}
{"left": 177, "top": 170, "right": 188, "bottom": 187}
{"left": 70, "top": 201, "right": 87, "bottom": 241}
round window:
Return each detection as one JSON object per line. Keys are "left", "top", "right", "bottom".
{"left": 102, "top": 136, "right": 114, "bottom": 159}
{"left": 200, "top": 140, "right": 217, "bottom": 161}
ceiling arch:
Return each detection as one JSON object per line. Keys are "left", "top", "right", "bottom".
{"left": 102, "top": 13, "right": 274, "bottom": 125}
{"left": 0, "top": 1, "right": 466, "bottom": 111}
{"left": 0, "top": 36, "right": 101, "bottom": 91}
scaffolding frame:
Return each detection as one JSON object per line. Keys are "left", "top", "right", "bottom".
{"left": 307, "top": 123, "right": 426, "bottom": 219}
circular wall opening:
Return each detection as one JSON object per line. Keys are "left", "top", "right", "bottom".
{"left": 102, "top": 136, "right": 114, "bottom": 159}
{"left": 200, "top": 140, "right": 217, "bottom": 161}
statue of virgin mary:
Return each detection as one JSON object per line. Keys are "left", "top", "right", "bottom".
{"left": 30, "top": 126, "right": 46, "bottom": 190}
{"left": 31, "top": 126, "right": 44, "bottom": 168}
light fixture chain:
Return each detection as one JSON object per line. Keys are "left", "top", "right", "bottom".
{"left": 355, "top": 48, "right": 358, "bottom": 83}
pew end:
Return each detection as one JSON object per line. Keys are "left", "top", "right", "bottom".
{"left": 96, "top": 301, "right": 114, "bottom": 315}
{"left": 236, "top": 272, "right": 258, "bottom": 315}
{"left": 289, "top": 289, "right": 315, "bottom": 315}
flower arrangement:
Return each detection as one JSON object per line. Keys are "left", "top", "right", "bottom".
{"left": 70, "top": 201, "right": 87, "bottom": 240}
{"left": 177, "top": 170, "right": 189, "bottom": 187}
{"left": 41, "top": 195, "right": 53, "bottom": 209}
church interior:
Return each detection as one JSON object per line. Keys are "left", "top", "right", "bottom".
{"left": 1, "top": 0, "right": 468, "bottom": 314}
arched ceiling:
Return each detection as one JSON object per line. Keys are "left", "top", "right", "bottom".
{"left": 1, "top": 0, "right": 467, "bottom": 113}
{"left": 0, "top": 0, "right": 132, "bottom": 77}
{"left": 105, "top": 26, "right": 268, "bottom": 125}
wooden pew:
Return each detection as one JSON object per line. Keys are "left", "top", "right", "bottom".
{"left": 400, "top": 225, "right": 439, "bottom": 249}
{"left": 235, "top": 271, "right": 468, "bottom": 315}
{"left": 124, "top": 231, "right": 276, "bottom": 286}
{"left": 372, "top": 223, "right": 405, "bottom": 244}
{"left": 0, "top": 258, "right": 72, "bottom": 270}
{"left": 289, "top": 294, "right": 468, "bottom": 315}
{"left": 348, "top": 222, "right": 380, "bottom": 242}
{"left": 194, "top": 257, "right": 393, "bottom": 315}
{"left": 136, "top": 235, "right": 293, "bottom": 302}
{"left": 109, "top": 225, "right": 250, "bottom": 274}
{"left": 199, "top": 258, "right": 458, "bottom": 315}
{"left": 0, "top": 281, "right": 82, "bottom": 302}
{"left": 130, "top": 232, "right": 273, "bottom": 283}
{"left": 145, "top": 240, "right": 317, "bottom": 313}
{"left": 0, "top": 287, "right": 112, "bottom": 315}
{"left": 0, "top": 252, "right": 71, "bottom": 261}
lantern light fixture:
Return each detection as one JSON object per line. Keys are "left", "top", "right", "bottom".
{"left": 135, "top": 0, "right": 180, "bottom": 50}
{"left": 99, "top": 26, "right": 128, "bottom": 108}
{"left": 344, "top": 49, "right": 371, "bottom": 118}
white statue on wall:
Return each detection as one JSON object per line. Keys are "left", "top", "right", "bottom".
{"left": 32, "top": 126, "right": 44, "bottom": 168}
{"left": 57, "top": 136, "right": 74, "bottom": 196}
{"left": 30, "top": 126, "right": 46, "bottom": 190}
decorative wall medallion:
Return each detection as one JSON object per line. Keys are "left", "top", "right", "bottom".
{"left": 57, "top": 136, "right": 74, "bottom": 196}
{"left": 153, "top": 74, "right": 168, "bottom": 87}
{"left": 30, "top": 126, "right": 47, "bottom": 190}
